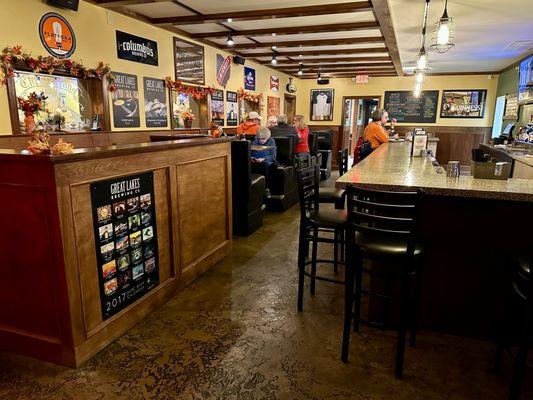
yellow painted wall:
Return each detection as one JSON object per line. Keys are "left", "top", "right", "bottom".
{"left": 297, "top": 75, "right": 499, "bottom": 127}
{"left": 0, "top": 0, "right": 296, "bottom": 134}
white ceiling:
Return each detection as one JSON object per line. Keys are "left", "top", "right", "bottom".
{"left": 390, "top": 0, "right": 533, "bottom": 73}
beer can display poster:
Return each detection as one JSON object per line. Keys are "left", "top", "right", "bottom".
{"left": 91, "top": 172, "right": 159, "bottom": 320}
{"left": 143, "top": 77, "right": 168, "bottom": 127}
{"left": 226, "top": 91, "right": 238, "bottom": 126}
{"left": 112, "top": 72, "right": 140, "bottom": 128}
{"left": 211, "top": 89, "right": 224, "bottom": 126}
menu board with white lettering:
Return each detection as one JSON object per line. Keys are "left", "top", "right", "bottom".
{"left": 91, "top": 172, "right": 159, "bottom": 320}
{"left": 384, "top": 90, "right": 439, "bottom": 123}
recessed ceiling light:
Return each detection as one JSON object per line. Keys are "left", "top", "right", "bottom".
{"left": 299, "top": 54, "right": 303, "bottom": 58}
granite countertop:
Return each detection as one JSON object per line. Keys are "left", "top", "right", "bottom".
{"left": 485, "top": 144, "right": 533, "bottom": 168}
{"left": 337, "top": 142, "right": 533, "bottom": 202}
{"left": 0, "top": 137, "right": 232, "bottom": 164}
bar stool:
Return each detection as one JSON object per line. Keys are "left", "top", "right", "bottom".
{"left": 338, "top": 148, "right": 349, "bottom": 176}
{"left": 495, "top": 254, "right": 532, "bottom": 400}
{"left": 296, "top": 154, "right": 346, "bottom": 210}
{"left": 296, "top": 164, "right": 347, "bottom": 311}
{"left": 341, "top": 186, "right": 424, "bottom": 379}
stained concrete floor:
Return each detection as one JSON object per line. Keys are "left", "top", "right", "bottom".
{"left": 0, "top": 185, "right": 531, "bottom": 399}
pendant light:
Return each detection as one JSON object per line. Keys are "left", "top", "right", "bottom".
{"left": 415, "top": 69, "right": 425, "bottom": 84}
{"left": 297, "top": 63, "right": 303, "bottom": 76}
{"left": 413, "top": 82, "right": 423, "bottom": 98}
{"left": 431, "top": 0, "right": 455, "bottom": 53}
{"left": 271, "top": 54, "right": 278, "bottom": 65}
{"left": 416, "top": 0, "right": 430, "bottom": 73}
{"left": 226, "top": 32, "right": 234, "bottom": 46}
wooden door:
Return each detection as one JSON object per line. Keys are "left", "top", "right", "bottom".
{"left": 284, "top": 94, "right": 296, "bottom": 124}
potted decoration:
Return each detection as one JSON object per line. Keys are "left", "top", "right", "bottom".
{"left": 17, "top": 92, "right": 48, "bottom": 134}
{"left": 181, "top": 109, "right": 195, "bottom": 129}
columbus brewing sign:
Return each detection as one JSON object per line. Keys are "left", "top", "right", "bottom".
{"left": 116, "top": 30, "right": 158, "bottom": 66}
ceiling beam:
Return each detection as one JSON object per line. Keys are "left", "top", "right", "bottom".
{"left": 244, "top": 47, "right": 388, "bottom": 58}
{"left": 190, "top": 21, "right": 380, "bottom": 39}
{"left": 153, "top": 1, "right": 373, "bottom": 25}
{"left": 282, "top": 62, "right": 394, "bottom": 70}
{"left": 370, "top": 0, "right": 403, "bottom": 76}
{"left": 299, "top": 73, "right": 396, "bottom": 79}
{"left": 289, "top": 68, "right": 395, "bottom": 74}
{"left": 92, "top": 0, "right": 167, "bottom": 6}
{"left": 267, "top": 56, "right": 391, "bottom": 65}
{"left": 221, "top": 36, "right": 384, "bottom": 50}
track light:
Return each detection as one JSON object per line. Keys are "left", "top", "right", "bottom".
{"left": 226, "top": 32, "right": 234, "bottom": 46}
{"left": 297, "top": 64, "right": 303, "bottom": 76}
{"left": 271, "top": 54, "right": 277, "bottom": 65}
{"left": 271, "top": 45, "right": 277, "bottom": 50}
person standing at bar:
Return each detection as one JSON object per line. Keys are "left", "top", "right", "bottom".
{"left": 293, "top": 114, "right": 310, "bottom": 159}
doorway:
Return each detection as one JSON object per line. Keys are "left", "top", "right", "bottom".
{"left": 342, "top": 95, "right": 381, "bottom": 155}
{"left": 284, "top": 94, "right": 297, "bottom": 124}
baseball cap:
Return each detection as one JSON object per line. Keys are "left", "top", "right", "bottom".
{"left": 248, "top": 111, "right": 261, "bottom": 120}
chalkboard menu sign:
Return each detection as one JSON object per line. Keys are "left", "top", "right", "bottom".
{"left": 91, "top": 172, "right": 159, "bottom": 320}
{"left": 384, "top": 90, "right": 439, "bottom": 123}
{"left": 173, "top": 37, "right": 205, "bottom": 85}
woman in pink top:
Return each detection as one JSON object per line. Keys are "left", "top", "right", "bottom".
{"left": 293, "top": 114, "right": 310, "bottom": 159}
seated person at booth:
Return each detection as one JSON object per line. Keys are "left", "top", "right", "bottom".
{"left": 267, "top": 115, "right": 278, "bottom": 129}
{"left": 237, "top": 111, "right": 261, "bottom": 136}
{"left": 270, "top": 114, "right": 298, "bottom": 141}
{"left": 251, "top": 126, "right": 277, "bottom": 191}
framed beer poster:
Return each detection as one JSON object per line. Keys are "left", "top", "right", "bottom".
{"left": 91, "top": 172, "right": 159, "bottom": 320}
{"left": 226, "top": 91, "right": 238, "bottom": 126}
{"left": 112, "top": 72, "right": 140, "bottom": 128}
{"left": 173, "top": 37, "right": 205, "bottom": 85}
{"left": 440, "top": 89, "right": 487, "bottom": 118}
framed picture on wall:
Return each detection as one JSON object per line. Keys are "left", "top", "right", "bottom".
{"left": 440, "top": 89, "right": 487, "bottom": 118}
{"left": 310, "top": 89, "right": 334, "bottom": 121}
{"left": 173, "top": 37, "right": 205, "bottom": 85}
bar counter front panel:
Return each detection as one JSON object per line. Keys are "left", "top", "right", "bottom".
{"left": 337, "top": 142, "right": 533, "bottom": 340}
{"left": 0, "top": 137, "right": 232, "bottom": 366}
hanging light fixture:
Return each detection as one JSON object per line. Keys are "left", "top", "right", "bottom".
{"left": 413, "top": 82, "right": 423, "bottom": 98}
{"left": 415, "top": 69, "right": 426, "bottom": 84}
{"left": 297, "top": 63, "right": 303, "bottom": 76}
{"left": 416, "top": 0, "right": 430, "bottom": 72}
{"left": 271, "top": 54, "right": 278, "bottom": 65}
{"left": 431, "top": 0, "right": 455, "bottom": 53}
{"left": 226, "top": 32, "right": 234, "bottom": 46}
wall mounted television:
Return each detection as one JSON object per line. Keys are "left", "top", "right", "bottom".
{"left": 518, "top": 54, "right": 533, "bottom": 104}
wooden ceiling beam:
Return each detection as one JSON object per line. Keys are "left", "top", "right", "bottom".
{"left": 370, "top": 0, "right": 403, "bottom": 76}
{"left": 288, "top": 68, "right": 395, "bottom": 74}
{"left": 222, "top": 36, "right": 384, "bottom": 50}
{"left": 92, "top": 0, "right": 167, "bottom": 6}
{"left": 244, "top": 47, "right": 388, "bottom": 58}
{"left": 153, "top": 1, "right": 373, "bottom": 25}
{"left": 282, "top": 62, "right": 393, "bottom": 70}
{"left": 299, "top": 73, "right": 396, "bottom": 79}
{"left": 266, "top": 56, "right": 391, "bottom": 65}
{"left": 190, "top": 21, "right": 380, "bottom": 39}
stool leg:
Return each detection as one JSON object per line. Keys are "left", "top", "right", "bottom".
{"left": 353, "top": 253, "right": 363, "bottom": 333}
{"left": 340, "top": 229, "right": 345, "bottom": 263}
{"left": 310, "top": 227, "right": 318, "bottom": 295}
{"left": 297, "top": 226, "right": 307, "bottom": 312}
{"left": 342, "top": 240, "right": 356, "bottom": 363}
{"left": 333, "top": 229, "right": 339, "bottom": 274}
{"left": 395, "top": 264, "right": 410, "bottom": 380}
{"left": 409, "top": 262, "right": 422, "bottom": 348}
{"left": 509, "top": 304, "right": 531, "bottom": 400}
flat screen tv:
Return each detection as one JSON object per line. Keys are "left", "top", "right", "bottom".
{"left": 518, "top": 54, "right": 533, "bottom": 104}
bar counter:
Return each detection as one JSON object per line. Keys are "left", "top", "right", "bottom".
{"left": 337, "top": 141, "right": 533, "bottom": 202}
{"left": 337, "top": 141, "right": 532, "bottom": 340}
{"left": 0, "top": 137, "right": 233, "bottom": 367}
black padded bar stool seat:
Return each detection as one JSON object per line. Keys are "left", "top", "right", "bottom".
{"left": 319, "top": 187, "right": 346, "bottom": 202}
{"left": 354, "top": 231, "right": 424, "bottom": 259}
{"left": 309, "top": 209, "right": 347, "bottom": 228}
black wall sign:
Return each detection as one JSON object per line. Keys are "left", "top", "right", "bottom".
{"left": 143, "top": 77, "right": 168, "bottom": 128}
{"left": 226, "top": 91, "right": 238, "bottom": 126}
{"left": 384, "top": 90, "right": 439, "bottom": 123}
{"left": 112, "top": 72, "right": 140, "bottom": 128}
{"left": 91, "top": 172, "right": 159, "bottom": 320}
{"left": 116, "top": 30, "right": 158, "bottom": 66}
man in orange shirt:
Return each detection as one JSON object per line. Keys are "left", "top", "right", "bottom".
{"left": 363, "top": 109, "right": 397, "bottom": 149}
{"left": 236, "top": 111, "right": 261, "bottom": 136}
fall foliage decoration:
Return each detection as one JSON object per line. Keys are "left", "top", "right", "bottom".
{"left": 165, "top": 77, "right": 216, "bottom": 99}
{"left": 0, "top": 45, "right": 116, "bottom": 91}
{"left": 237, "top": 88, "right": 262, "bottom": 103}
